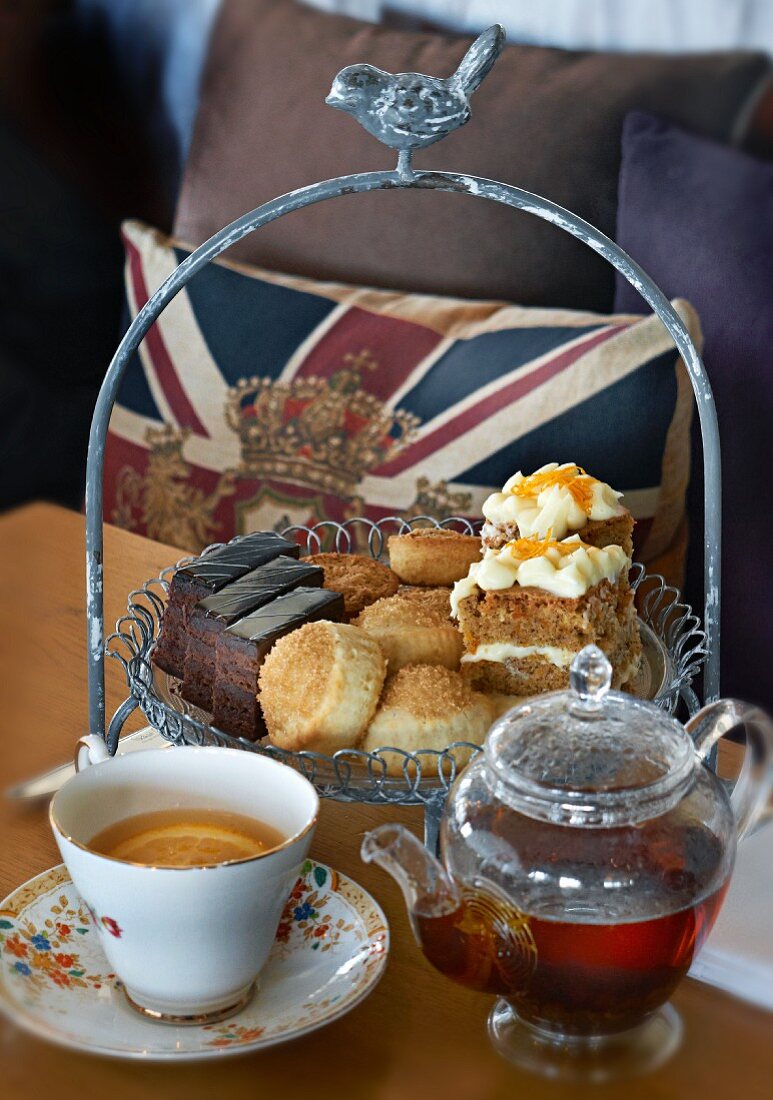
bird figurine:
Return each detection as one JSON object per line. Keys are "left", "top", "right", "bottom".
{"left": 325, "top": 25, "right": 506, "bottom": 155}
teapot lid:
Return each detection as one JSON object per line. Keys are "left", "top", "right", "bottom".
{"left": 484, "top": 646, "right": 695, "bottom": 827}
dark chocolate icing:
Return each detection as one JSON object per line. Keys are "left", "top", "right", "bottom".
{"left": 226, "top": 586, "right": 344, "bottom": 645}
{"left": 177, "top": 531, "right": 299, "bottom": 590}
{"left": 197, "top": 558, "right": 323, "bottom": 624}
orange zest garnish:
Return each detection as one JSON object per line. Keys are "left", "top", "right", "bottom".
{"left": 510, "top": 464, "right": 596, "bottom": 515}
{"left": 505, "top": 533, "right": 590, "bottom": 562}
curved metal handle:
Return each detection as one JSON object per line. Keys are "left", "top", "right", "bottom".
{"left": 687, "top": 700, "right": 773, "bottom": 843}
{"left": 106, "top": 697, "right": 140, "bottom": 757}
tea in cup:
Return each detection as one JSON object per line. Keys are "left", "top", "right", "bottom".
{"left": 87, "top": 807, "right": 286, "bottom": 867}
{"left": 49, "top": 746, "right": 318, "bottom": 1022}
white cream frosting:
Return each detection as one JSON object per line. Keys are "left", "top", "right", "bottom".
{"left": 450, "top": 567, "right": 483, "bottom": 617}
{"left": 450, "top": 534, "right": 629, "bottom": 614}
{"left": 461, "top": 643, "right": 577, "bottom": 668}
{"left": 482, "top": 462, "right": 624, "bottom": 541}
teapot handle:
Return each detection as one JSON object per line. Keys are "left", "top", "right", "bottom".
{"left": 686, "top": 700, "right": 773, "bottom": 844}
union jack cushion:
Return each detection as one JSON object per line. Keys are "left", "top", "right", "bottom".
{"left": 105, "top": 221, "right": 700, "bottom": 583}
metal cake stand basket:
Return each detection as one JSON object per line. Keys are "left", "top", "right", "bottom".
{"left": 83, "top": 26, "right": 720, "bottom": 848}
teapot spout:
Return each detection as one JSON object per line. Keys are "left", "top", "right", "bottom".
{"left": 363, "top": 824, "right": 536, "bottom": 997}
{"left": 361, "top": 824, "right": 461, "bottom": 920}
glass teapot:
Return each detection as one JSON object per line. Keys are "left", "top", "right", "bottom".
{"left": 362, "top": 646, "right": 773, "bottom": 1081}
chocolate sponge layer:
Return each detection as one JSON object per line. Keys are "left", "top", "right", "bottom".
{"left": 153, "top": 531, "right": 299, "bottom": 679}
{"left": 181, "top": 557, "right": 322, "bottom": 709}
{"left": 212, "top": 586, "right": 344, "bottom": 738}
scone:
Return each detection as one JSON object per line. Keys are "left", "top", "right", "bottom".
{"left": 258, "top": 621, "right": 386, "bottom": 754}
{"left": 388, "top": 528, "right": 482, "bottom": 586}
{"left": 307, "top": 552, "right": 399, "bottom": 618}
{"left": 360, "top": 665, "right": 493, "bottom": 775}
{"left": 354, "top": 591, "right": 462, "bottom": 673}
{"left": 396, "top": 586, "right": 454, "bottom": 615}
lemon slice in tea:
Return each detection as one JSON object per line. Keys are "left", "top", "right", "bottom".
{"left": 109, "top": 823, "right": 265, "bottom": 866}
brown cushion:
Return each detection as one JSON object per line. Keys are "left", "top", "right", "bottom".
{"left": 174, "top": 0, "right": 770, "bottom": 311}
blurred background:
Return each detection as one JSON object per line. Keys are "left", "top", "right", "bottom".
{"left": 0, "top": 0, "right": 771, "bottom": 702}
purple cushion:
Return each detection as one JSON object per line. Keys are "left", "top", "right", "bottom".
{"left": 614, "top": 111, "right": 773, "bottom": 706}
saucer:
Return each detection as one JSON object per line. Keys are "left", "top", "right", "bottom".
{"left": 0, "top": 860, "right": 388, "bottom": 1061}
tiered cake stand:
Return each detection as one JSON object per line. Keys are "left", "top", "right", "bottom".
{"left": 107, "top": 516, "right": 706, "bottom": 848}
{"left": 83, "top": 26, "right": 721, "bottom": 847}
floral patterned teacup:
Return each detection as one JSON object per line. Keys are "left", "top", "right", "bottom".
{"left": 49, "top": 746, "right": 318, "bottom": 1023}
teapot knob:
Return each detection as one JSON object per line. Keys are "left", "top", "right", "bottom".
{"left": 570, "top": 645, "right": 612, "bottom": 710}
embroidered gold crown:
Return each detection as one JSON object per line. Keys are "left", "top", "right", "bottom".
{"left": 225, "top": 351, "right": 420, "bottom": 496}
{"left": 145, "top": 423, "right": 191, "bottom": 457}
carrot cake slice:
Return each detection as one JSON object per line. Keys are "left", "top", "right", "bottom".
{"left": 481, "top": 462, "right": 634, "bottom": 557}
{"left": 451, "top": 534, "right": 640, "bottom": 695}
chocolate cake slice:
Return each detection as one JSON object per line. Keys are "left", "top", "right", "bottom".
{"left": 153, "top": 531, "right": 299, "bottom": 678}
{"left": 182, "top": 556, "right": 323, "bottom": 709}
{"left": 212, "top": 586, "right": 345, "bottom": 739}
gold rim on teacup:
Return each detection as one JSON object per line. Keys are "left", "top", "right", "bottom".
{"left": 119, "top": 980, "right": 258, "bottom": 1026}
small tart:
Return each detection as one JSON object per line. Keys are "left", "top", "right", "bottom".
{"left": 360, "top": 664, "right": 493, "bottom": 775}
{"left": 307, "top": 552, "right": 399, "bottom": 618}
{"left": 258, "top": 621, "right": 386, "bottom": 754}
{"left": 354, "top": 590, "right": 462, "bottom": 673}
{"left": 388, "top": 528, "right": 482, "bottom": 587}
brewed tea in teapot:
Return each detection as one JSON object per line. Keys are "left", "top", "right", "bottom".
{"left": 363, "top": 647, "right": 772, "bottom": 1080}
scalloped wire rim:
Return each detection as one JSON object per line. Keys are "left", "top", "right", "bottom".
{"left": 106, "top": 518, "right": 708, "bottom": 805}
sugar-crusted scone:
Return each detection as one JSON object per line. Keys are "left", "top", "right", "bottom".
{"left": 360, "top": 665, "right": 493, "bottom": 775}
{"left": 354, "top": 591, "right": 463, "bottom": 673}
{"left": 258, "top": 621, "right": 386, "bottom": 754}
{"left": 307, "top": 553, "right": 399, "bottom": 618}
{"left": 388, "top": 528, "right": 482, "bottom": 586}
{"left": 395, "top": 586, "right": 454, "bottom": 615}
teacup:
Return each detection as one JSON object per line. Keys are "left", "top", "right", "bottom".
{"left": 49, "top": 745, "right": 318, "bottom": 1023}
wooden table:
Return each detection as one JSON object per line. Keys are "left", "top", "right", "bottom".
{"left": 1, "top": 503, "right": 770, "bottom": 1100}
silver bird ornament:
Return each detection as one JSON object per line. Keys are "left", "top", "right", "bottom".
{"left": 325, "top": 25, "right": 506, "bottom": 154}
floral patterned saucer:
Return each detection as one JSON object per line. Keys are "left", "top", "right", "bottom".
{"left": 0, "top": 859, "right": 388, "bottom": 1061}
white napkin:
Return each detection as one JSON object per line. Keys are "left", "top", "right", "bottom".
{"left": 689, "top": 822, "right": 773, "bottom": 1010}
